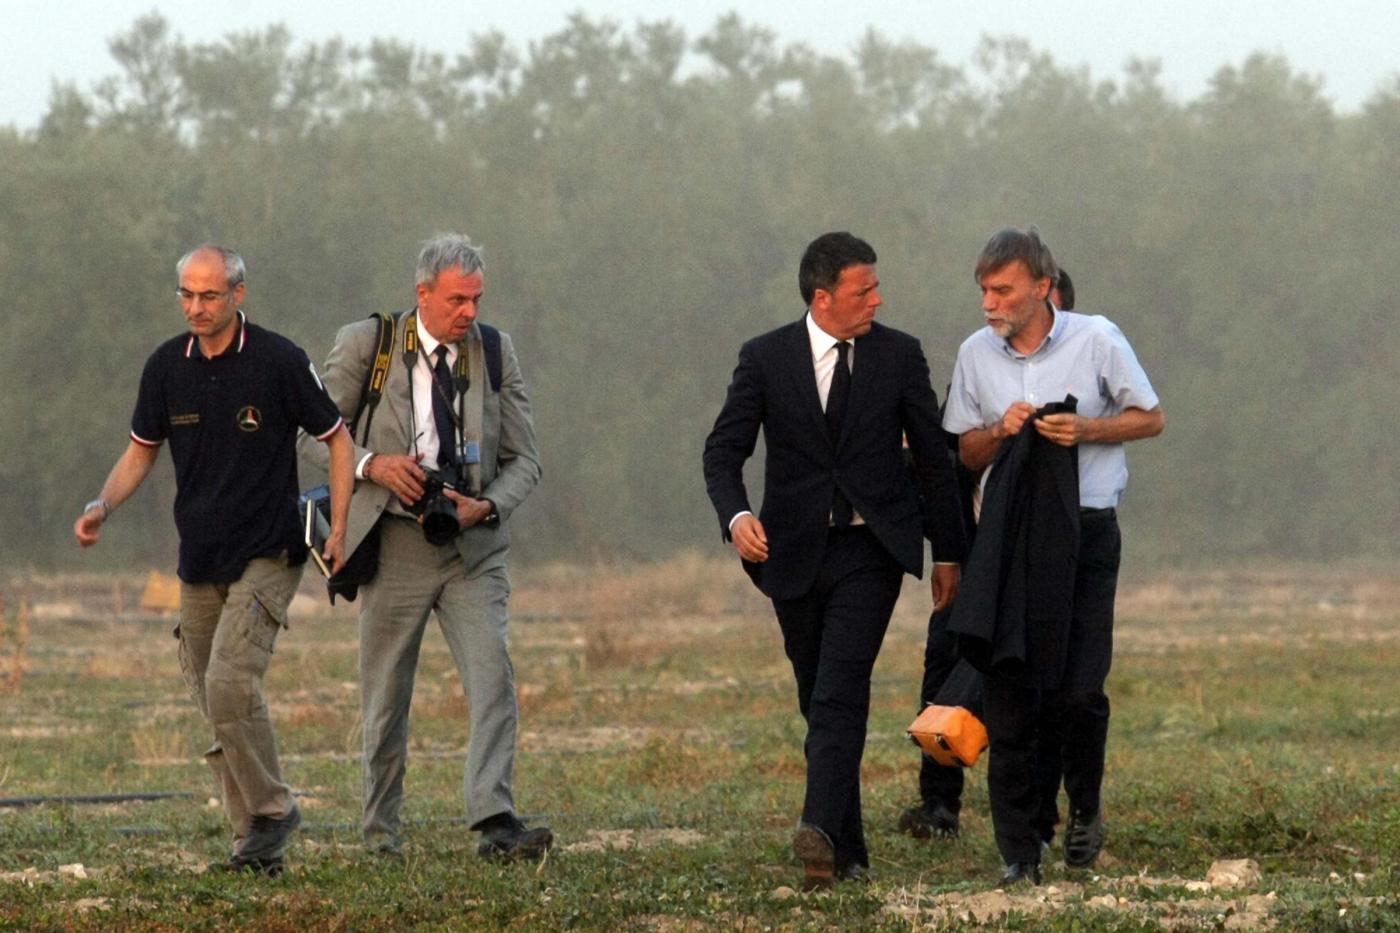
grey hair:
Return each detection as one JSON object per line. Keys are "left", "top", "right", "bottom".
{"left": 176, "top": 244, "right": 246, "bottom": 288}
{"left": 974, "top": 227, "right": 1058, "bottom": 287}
{"left": 416, "top": 233, "right": 485, "bottom": 286}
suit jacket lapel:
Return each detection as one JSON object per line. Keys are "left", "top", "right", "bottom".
{"left": 388, "top": 311, "right": 414, "bottom": 443}
{"left": 784, "top": 318, "right": 827, "bottom": 439}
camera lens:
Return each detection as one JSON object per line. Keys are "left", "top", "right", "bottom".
{"left": 421, "top": 495, "right": 460, "bottom": 546}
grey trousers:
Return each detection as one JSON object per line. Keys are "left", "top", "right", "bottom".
{"left": 177, "top": 554, "right": 301, "bottom": 853}
{"left": 358, "top": 516, "right": 517, "bottom": 849}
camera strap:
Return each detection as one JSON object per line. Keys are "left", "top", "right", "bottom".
{"left": 401, "top": 309, "right": 472, "bottom": 477}
{"left": 349, "top": 311, "right": 399, "bottom": 441}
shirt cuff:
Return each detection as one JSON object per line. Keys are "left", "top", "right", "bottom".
{"left": 728, "top": 510, "right": 753, "bottom": 533}
{"left": 933, "top": 561, "right": 959, "bottom": 567}
{"left": 355, "top": 452, "right": 374, "bottom": 480}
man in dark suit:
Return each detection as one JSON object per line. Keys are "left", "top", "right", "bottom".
{"left": 703, "top": 232, "right": 967, "bottom": 887}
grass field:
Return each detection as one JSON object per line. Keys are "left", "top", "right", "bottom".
{"left": 2, "top": 556, "right": 1397, "bottom": 930}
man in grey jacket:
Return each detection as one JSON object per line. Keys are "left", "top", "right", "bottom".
{"left": 299, "top": 233, "right": 548, "bottom": 859}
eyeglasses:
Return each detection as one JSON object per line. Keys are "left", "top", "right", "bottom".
{"left": 176, "top": 287, "right": 230, "bottom": 303}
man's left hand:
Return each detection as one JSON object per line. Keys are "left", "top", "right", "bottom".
{"left": 1034, "top": 412, "right": 1088, "bottom": 447}
{"left": 931, "top": 562, "right": 960, "bottom": 611}
{"left": 322, "top": 529, "right": 347, "bottom": 575}
{"left": 441, "top": 488, "right": 493, "bottom": 529}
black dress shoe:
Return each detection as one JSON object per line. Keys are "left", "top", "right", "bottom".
{"left": 238, "top": 804, "right": 302, "bottom": 863}
{"left": 897, "top": 801, "right": 959, "bottom": 839}
{"left": 1000, "top": 860, "right": 1041, "bottom": 886}
{"left": 1064, "top": 806, "right": 1104, "bottom": 868}
{"left": 835, "top": 860, "right": 871, "bottom": 884}
{"left": 792, "top": 823, "right": 835, "bottom": 890}
{"left": 476, "top": 814, "right": 554, "bottom": 860}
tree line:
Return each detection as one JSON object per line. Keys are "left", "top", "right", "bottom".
{"left": 3, "top": 13, "right": 1397, "bottom": 571}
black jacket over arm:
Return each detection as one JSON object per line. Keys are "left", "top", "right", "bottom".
{"left": 947, "top": 397, "right": 1080, "bottom": 689}
{"left": 702, "top": 318, "right": 967, "bottom": 601}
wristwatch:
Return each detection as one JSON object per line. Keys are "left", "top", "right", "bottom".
{"left": 482, "top": 498, "right": 500, "bottom": 528}
{"left": 84, "top": 498, "right": 112, "bottom": 520}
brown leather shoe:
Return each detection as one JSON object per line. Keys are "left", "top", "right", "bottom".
{"left": 792, "top": 823, "right": 835, "bottom": 890}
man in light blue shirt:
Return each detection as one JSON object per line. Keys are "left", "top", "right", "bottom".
{"left": 943, "top": 228, "right": 1163, "bottom": 886}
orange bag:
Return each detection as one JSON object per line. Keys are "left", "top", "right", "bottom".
{"left": 907, "top": 704, "right": 988, "bottom": 768}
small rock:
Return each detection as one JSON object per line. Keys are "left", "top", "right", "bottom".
{"left": 58, "top": 863, "right": 87, "bottom": 880}
{"left": 772, "top": 886, "right": 797, "bottom": 900}
{"left": 207, "top": 797, "right": 221, "bottom": 809}
{"left": 1206, "top": 858, "right": 1260, "bottom": 889}
{"left": 1185, "top": 880, "right": 1213, "bottom": 893}
{"left": 1087, "top": 895, "right": 1119, "bottom": 909}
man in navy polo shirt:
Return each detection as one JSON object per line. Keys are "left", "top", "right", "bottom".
{"left": 73, "top": 244, "right": 354, "bottom": 876}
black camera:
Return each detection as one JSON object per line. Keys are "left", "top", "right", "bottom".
{"left": 406, "top": 468, "right": 472, "bottom": 546}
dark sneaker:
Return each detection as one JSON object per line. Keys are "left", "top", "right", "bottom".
{"left": 1064, "top": 806, "right": 1105, "bottom": 868}
{"left": 476, "top": 814, "right": 554, "bottom": 860}
{"left": 1000, "top": 860, "right": 1041, "bottom": 887}
{"left": 238, "top": 804, "right": 302, "bottom": 863}
{"left": 897, "top": 801, "right": 959, "bottom": 839}
{"left": 792, "top": 822, "right": 835, "bottom": 890}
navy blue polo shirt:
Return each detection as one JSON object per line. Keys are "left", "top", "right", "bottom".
{"left": 131, "top": 312, "right": 343, "bottom": 583}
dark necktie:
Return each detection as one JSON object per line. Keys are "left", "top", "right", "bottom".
{"left": 826, "top": 341, "right": 853, "bottom": 527}
{"left": 431, "top": 346, "right": 457, "bottom": 472}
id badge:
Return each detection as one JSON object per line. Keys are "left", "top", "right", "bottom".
{"left": 459, "top": 439, "right": 481, "bottom": 465}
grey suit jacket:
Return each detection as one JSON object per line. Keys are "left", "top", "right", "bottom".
{"left": 298, "top": 312, "right": 541, "bottom": 573}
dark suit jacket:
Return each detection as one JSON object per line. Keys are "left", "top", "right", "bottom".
{"left": 947, "top": 397, "right": 1080, "bottom": 689}
{"left": 703, "top": 317, "right": 967, "bottom": 601}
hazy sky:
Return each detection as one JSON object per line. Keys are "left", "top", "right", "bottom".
{"left": 3, "top": 0, "right": 1395, "bottom": 128}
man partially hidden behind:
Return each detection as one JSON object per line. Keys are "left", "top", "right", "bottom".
{"left": 703, "top": 232, "right": 967, "bottom": 887}
{"left": 298, "top": 233, "right": 548, "bottom": 860}
{"left": 74, "top": 245, "right": 354, "bottom": 875}
{"left": 943, "top": 229, "right": 1162, "bottom": 885}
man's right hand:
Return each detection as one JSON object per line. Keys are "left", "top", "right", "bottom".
{"left": 996, "top": 401, "right": 1037, "bottom": 440}
{"left": 73, "top": 510, "right": 104, "bottom": 548}
{"left": 365, "top": 453, "right": 427, "bottom": 507}
{"left": 731, "top": 514, "right": 770, "bottom": 563}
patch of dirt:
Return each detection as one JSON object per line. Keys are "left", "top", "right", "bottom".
{"left": 3, "top": 725, "right": 96, "bottom": 738}
{"left": 885, "top": 883, "right": 1280, "bottom": 929}
{"left": 560, "top": 828, "right": 707, "bottom": 854}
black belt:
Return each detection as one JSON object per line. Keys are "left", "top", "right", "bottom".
{"left": 1080, "top": 507, "right": 1116, "bottom": 518}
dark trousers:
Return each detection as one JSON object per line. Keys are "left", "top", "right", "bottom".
{"left": 985, "top": 509, "right": 1121, "bottom": 863}
{"left": 916, "top": 605, "right": 965, "bottom": 811}
{"left": 773, "top": 526, "right": 905, "bottom": 869}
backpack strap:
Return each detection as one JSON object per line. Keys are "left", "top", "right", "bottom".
{"left": 479, "top": 323, "right": 503, "bottom": 393}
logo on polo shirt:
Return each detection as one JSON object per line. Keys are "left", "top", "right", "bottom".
{"left": 237, "top": 406, "right": 263, "bottom": 432}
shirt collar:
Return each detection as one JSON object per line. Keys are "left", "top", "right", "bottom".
{"left": 185, "top": 309, "right": 247, "bottom": 359}
{"left": 805, "top": 311, "right": 843, "bottom": 361}
{"left": 1001, "top": 305, "right": 1063, "bottom": 359}
{"left": 414, "top": 311, "right": 454, "bottom": 361}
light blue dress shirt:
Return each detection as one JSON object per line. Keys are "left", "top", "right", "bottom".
{"left": 942, "top": 310, "right": 1159, "bottom": 509}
